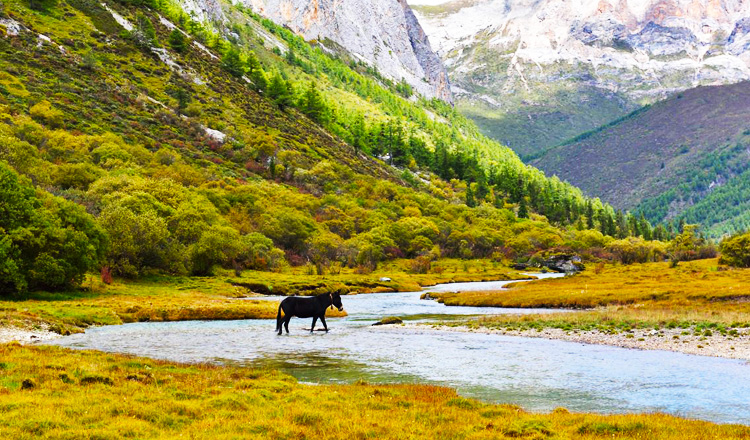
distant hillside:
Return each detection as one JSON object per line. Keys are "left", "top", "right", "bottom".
{"left": 533, "top": 82, "right": 750, "bottom": 237}
{"left": 412, "top": 0, "right": 750, "bottom": 158}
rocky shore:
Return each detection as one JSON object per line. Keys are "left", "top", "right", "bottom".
{"left": 0, "top": 325, "right": 61, "bottom": 345}
{"left": 403, "top": 323, "right": 750, "bottom": 361}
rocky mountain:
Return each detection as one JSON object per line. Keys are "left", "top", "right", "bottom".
{"left": 179, "top": 0, "right": 452, "bottom": 102}
{"left": 533, "top": 81, "right": 750, "bottom": 237}
{"left": 411, "top": 0, "right": 750, "bottom": 157}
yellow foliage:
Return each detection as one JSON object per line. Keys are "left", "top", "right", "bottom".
{"left": 29, "top": 100, "right": 64, "bottom": 128}
{"left": 0, "top": 71, "right": 29, "bottom": 97}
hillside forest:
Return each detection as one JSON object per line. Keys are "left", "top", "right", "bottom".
{"left": 0, "top": 0, "right": 739, "bottom": 294}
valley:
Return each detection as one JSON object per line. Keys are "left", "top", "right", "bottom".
{"left": 1, "top": 0, "right": 750, "bottom": 437}
{"left": 411, "top": 0, "right": 750, "bottom": 158}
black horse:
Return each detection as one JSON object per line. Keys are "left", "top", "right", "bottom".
{"left": 276, "top": 292, "right": 344, "bottom": 335}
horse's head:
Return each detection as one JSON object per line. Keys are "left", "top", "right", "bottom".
{"left": 330, "top": 292, "right": 344, "bottom": 312}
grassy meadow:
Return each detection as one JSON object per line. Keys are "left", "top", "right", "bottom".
{"left": 429, "top": 259, "right": 750, "bottom": 332}
{"left": 1, "top": 344, "right": 749, "bottom": 440}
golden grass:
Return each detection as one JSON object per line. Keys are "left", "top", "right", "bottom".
{"left": 1, "top": 344, "right": 748, "bottom": 439}
{"left": 0, "top": 276, "right": 277, "bottom": 335}
{"left": 431, "top": 259, "right": 750, "bottom": 331}
{"left": 0, "top": 259, "right": 521, "bottom": 335}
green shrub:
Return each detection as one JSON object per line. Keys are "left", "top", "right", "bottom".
{"left": 0, "top": 162, "right": 106, "bottom": 293}
{"left": 29, "top": 101, "right": 64, "bottom": 128}
{"left": 719, "top": 231, "right": 750, "bottom": 268}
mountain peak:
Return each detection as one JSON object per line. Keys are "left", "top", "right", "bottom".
{"left": 411, "top": 0, "right": 750, "bottom": 155}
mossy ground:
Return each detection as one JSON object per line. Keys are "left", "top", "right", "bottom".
{"left": 1, "top": 344, "right": 748, "bottom": 439}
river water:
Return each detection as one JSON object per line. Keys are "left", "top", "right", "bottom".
{"left": 49, "top": 275, "right": 750, "bottom": 425}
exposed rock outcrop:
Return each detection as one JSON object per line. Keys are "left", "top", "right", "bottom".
{"left": 242, "top": 0, "right": 452, "bottom": 102}
{"left": 175, "top": 0, "right": 452, "bottom": 102}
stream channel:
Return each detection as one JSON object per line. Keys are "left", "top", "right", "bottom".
{"left": 49, "top": 274, "right": 750, "bottom": 424}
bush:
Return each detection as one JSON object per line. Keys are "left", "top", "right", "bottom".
{"left": 29, "top": 100, "right": 64, "bottom": 128}
{"left": 667, "top": 224, "right": 717, "bottom": 262}
{"left": 168, "top": 29, "right": 187, "bottom": 53}
{"left": 189, "top": 226, "right": 244, "bottom": 276}
{"left": 719, "top": 232, "right": 750, "bottom": 268}
{"left": 0, "top": 162, "right": 106, "bottom": 293}
{"left": 98, "top": 205, "right": 180, "bottom": 278}
{"left": 606, "top": 237, "right": 666, "bottom": 264}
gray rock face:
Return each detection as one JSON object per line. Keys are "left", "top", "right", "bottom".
{"left": 179, "top": 0, "right": 452, "bottom": 102}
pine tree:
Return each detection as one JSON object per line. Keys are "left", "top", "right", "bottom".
{"left": 286, "top": 48, "right": 297, "bottom": 65}
{"left": 222, "top": 48, "right": 245, "bottom": 77}
{"left": 267, "top": 72, "right": 293, "bottom": 110}
{"left": 616, "top": 210, "right": 628, "bottom": 238}
{"left": 168, "top": 29, "right": 187, "bottom": 53}
{"left": 476, "top": 174, "right": 490, "bottom": 202}
{"left": 249, "top": 68, "right": 267, "bottom": 92}
{"left": 132, "top": 13, "right": 158, "bottom": 48}
{"left": 246, "top": 51, "right": 261, "bottom": 75}
{"left": 639, "top": 213, "right": 652, "bottom": 240}
{"left": 351, "top": 114, "right": 366, "bottom": 153}
{"left": 300, "top": 82, "right": 329, "bottom": 124}
{"left": 586, "top": 201, "right": 595, "bottom": 229}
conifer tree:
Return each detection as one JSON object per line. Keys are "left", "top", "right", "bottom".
{"left": 246, "top": 51, "right": 261, "bottom": 75}
{"left": 267, "top": 72, "right": 293, "bottom": 110}
{"left": 351, "top": 114, "right": 366, "bottom": 153}
{"left": 221, "top": 48, "right": 245, "bottom": 77}
{"left": 168, "top": 29, "right": 187, "bottom": 53}
{"left": 300, "top": 82, "right": 328, "bottom": 124}
{"left": 476, "top": 174, "right": 490, "bottom": 202}
{"left": 586, "top": 201, "right": 595, "bottom": 229}
{"left": 132, "top": 13, "right": 158, "bottom": 48}
{"left": 518, "top": 196, "right": 529, "bottom": 219}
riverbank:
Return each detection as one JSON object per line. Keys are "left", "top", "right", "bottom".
{"left": 0, "top": 324, "right": 61, "bottom": 345}
{"left": 421, "top": 259, "right": 750, "bottom": 360}
{"left": 1, "top": 344, "right": 748, "bottom": 439}
{"left": 0, "top": 258, "right": 524, "bottom": 336}
{"left": 412, "top": 323, "right": 750, "bottom": 361}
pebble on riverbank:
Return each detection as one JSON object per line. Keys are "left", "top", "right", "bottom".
{"left": 0, "top": 325, "right": 61, "bottom": 345}
{"left": 395, "top": 324, "right": 750, "bottom": 361}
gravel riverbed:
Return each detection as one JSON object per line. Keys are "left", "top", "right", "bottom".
{"left": 406, "top": 323, "right": 750, "bottom": 361}
{"left": 0, "top": 325, "right": 62, "bottom": 345}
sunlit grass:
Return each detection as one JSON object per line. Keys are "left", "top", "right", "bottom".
{"left": 1, "top": 344, "right": 748, "bottom": 439}
{"left": 0, "top": 259, "right": 522, "bottom": 335}
{"left": 430, "top": 259, "right": 750, "bottom": 330}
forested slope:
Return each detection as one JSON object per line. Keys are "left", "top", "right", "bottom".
{"left": 0, "top": 0, "right": 651, "bottom": 292}
{"left": 534, "top": 82, "right": 750, "bottom": 238}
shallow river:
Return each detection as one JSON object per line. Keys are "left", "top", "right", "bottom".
{"left": 50, "top": 275, "right": 750, "bottom": 425}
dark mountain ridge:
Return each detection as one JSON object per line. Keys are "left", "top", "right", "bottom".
{"left": 533, "top": 81, "right": 750, "bottom": 237}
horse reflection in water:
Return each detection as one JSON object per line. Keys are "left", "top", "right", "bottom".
{"left": 276, "top": 292, "right": 344, "bottom": 335}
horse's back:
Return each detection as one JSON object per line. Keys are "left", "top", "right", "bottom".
{"left": 280, "top": 296, "right": 319, "bottom": 318}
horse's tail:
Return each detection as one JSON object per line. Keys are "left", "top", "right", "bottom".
{"left": 275, "top": 303, "right": 282, "bottom": 331}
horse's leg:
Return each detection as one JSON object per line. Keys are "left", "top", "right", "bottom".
{"left": 310, "top": 316, "right": 317, "bottom": 333}
{"left": 276, "top": 306, "right": 283, "bottom": 335}
{"left": 320, "top": 315, "right": 328, "bottom": 332}
{"left": 284, "top": 315, "right": 291, "bottom": 334}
